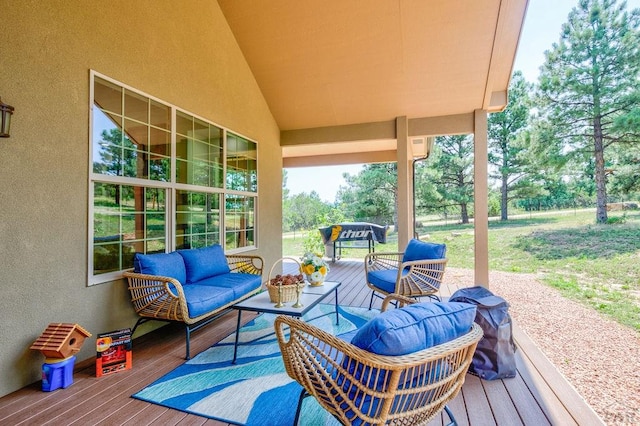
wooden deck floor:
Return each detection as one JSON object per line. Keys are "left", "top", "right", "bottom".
{"left": 0, "top": 260, "right": 604, "bottom": 425}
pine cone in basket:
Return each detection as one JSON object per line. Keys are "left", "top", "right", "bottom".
{"left": 270, "top": 274, "right": 304, "bottom": 285}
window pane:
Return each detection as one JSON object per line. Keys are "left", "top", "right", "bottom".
{"left": 94, "top": 77, "right": 122, "bottom": 114}
{"left": 93, "top": 109, "right": 123, "bottom": 175}
{"left": 150, "top": 100, "right": 170, "bottom": 130}
{"left": 176, "top": 111, "right": 192, "bottom": 136}
{"left": 193, "top": 117, "right": 208, "bottom": 142}
{"left": 147, "top": 213, "right": 165, "bottom": 238}
{"left": 225, "top": 194, "right": 255, "bottom": 250}
{"left": 149, "top": 157, "right": 170, "bottom": 182}
{"left": 149, "top": 127, "right": 170, "bottom": 157}
{"left": 122, "top": 213, "right": 144, "bottom": 239}
{"left": 93, "top": 79, "right": 171, "bottom": 183}
{"left": 124, "top": 89, "right": 148, "bottom": 123}
{"left": 94, "top": 243, "right": 121, "bottom": 274}
{"left": 176, "top": 190, "right": 220, "bottom": 249}
{"left": 248, "top": 159, "right": 257, "bottom": 192}
{"left": 175, "top": 115, "right": 223, "bottom": 187}
{"left": 176, "top": 158, "right": 189, "bottom": 184}
{"left": 146, "top": 239, "right": 165, "bottom": 254}
{"left": 124, "top": 119, "right": 148, "bottom": 151}
{"left": 226, "top": 133, "right": 257, "bottom": 192}
{"left": 93, "top": 183, "right": 166, "bottom": 276}
{"left": 121, "top": 147, "right": 143, "bottom": 178}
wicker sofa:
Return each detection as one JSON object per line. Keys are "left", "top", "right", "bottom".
{"left": 123, "top": 244, "right": 264, "bottom": 359}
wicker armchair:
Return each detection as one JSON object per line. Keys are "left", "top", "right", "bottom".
{"left": 123, "top": 253, "right": 263, "bottom": 359}
{"left": 275, "top": 295, "right": 482, "bottom": 425}
{"left": 364, "top": 239, "right": 447, "bottom": 309}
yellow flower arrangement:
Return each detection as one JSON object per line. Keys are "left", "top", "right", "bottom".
{"left": 300, "top": 252, "right": 329, "bottom": 284}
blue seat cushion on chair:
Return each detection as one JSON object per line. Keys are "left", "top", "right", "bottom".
{"left": 402, "top": 239, "right": 446, "bottom": 263}
{"left": 195, "top": 273, "right": 262, "bottom": 299}
{"left": 181, "top": 285, "right": 235, "bottom": 318}
{"left": 333, "top": 302, "right": 476, "bottom": 424}
{"left": 134, "top": 252, "right": 187, "bottom": 284}
{"left": 367, "top": 269, "right": 405, "bottom": 293}
{"left": 178, "top": 244, "right": 230, "bottom": 284}
{"left": 351, "top": 302, "right": 476, "bottom": 356}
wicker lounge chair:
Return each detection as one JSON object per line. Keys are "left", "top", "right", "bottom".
{"left": 275, "top": 295, "right": 482, "bottom": 425}
{"left": 364, "top": 239, "right": 447, "bottom": 309}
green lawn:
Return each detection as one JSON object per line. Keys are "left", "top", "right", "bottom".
{"left": 284, "top": 210, "right": 640, "bottom": 332}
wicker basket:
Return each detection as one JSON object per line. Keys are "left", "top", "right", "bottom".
{"left": 265, "top": 257, "right": 304, "bottom": 303}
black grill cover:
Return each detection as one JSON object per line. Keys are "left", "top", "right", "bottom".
{"left": 318, "top": 222, "right": 389, "bottom": 244}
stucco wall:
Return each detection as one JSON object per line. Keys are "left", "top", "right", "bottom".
{"left": 0, "top": 0, "right": 282, "bottom": 397}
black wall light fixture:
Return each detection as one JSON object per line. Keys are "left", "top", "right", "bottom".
{"left": 0, "top": 97, "right": 15, "bottom": 138}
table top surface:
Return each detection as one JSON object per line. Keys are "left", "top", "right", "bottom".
{"left": 233, "top": 281, "right": 341, "bottom": 316}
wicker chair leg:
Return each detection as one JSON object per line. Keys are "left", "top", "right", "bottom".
{"left": 293, "top": 389, "right": 308, "bottom": 426}
{"left": 444, "top": 405, "right": 458, "bottom": 426}
{"left": 185, "top": 325, "right": 192, "bottom": 360}
{"left": 368, "top": 290, "right": 376, "bottom": 310}
{"left": 427, "top": 293, "right": 442, "bottom": 302}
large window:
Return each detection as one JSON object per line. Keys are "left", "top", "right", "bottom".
{"left": 89, "top": 72, "right": 258, "bottom": 285}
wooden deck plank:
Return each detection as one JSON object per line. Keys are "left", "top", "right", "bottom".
{"left": 480, "top": 379, "right": 524, "bottom": 425}
{"left": 441, "top": 393, "right": 469, "bottom": 426}
{"left": 502, "top": 369, "right": 552, "bottom": 425}
{"left": 0, "top": 383, "right": 42, "bottom": 421}
{"left": 459, "top": 374, "right": 497, "bottom": 426}
{"left": 0, "top": 258, "right": 603, "bottom": 426}
{"left": 91, "top": 398, "right": 154, "bottom": 425}
{"left": 120, "top": 404, "right": 169, "bottom": 426}
{"left": 144, "top": 408, "right": 191, "bottom": 425}
{"left": 175, "top": 414, "right": 210, "bottom": 425}
{"left": 511, "top": 348, "right": 579, "bottom": 426}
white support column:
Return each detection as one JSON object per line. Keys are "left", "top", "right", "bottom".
{"left": 474, "top": 109, "right": 489, "bottom": 287}
{"left": 396, "top": 116, "right": 412, "bottom": 250}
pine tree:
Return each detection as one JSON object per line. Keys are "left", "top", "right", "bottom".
{"left": 488, "top": 71, "right": 533, "bottom": 220}
{"left": 537, "top": 0, "right": 640, "bottom": 223}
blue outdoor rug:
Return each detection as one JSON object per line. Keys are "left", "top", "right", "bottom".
{"left": 132, "top": 304, "right": 379, "bottom": 425}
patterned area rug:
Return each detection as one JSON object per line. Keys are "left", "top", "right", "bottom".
{"left": 132, "top": 304, "right": 378, "bottom": 425}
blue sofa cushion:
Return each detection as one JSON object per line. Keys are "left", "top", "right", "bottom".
{"left": 351, "top": 302, "right": 476, "bottom": 356}
{"left": 196, "top": 273, "right": 262, "bottom": 299}
{"left": 134, "top": 252, "right": 187, "bottom": 284}
{"left": 181, "top": 285, "right": 235, "bottom": 318}
{"left": 402, "top": 239, "right": 446, "bottom": 263}
{"left": 178, "top": 244, "right": 230, "bottom": 284}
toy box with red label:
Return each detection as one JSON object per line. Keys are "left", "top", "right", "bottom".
{"left": 96, "top": 328, "right": 132, "bottom": 377}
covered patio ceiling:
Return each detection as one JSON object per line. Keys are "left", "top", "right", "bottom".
{"left": 218, "top": 0, "right": 529, "bottom": 166}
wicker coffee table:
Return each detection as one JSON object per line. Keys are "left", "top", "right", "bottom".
{"left": 231, "top": 280, "right": 341, "bottom": 363}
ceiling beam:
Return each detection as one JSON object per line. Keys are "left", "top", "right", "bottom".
{"left": 283, "top": 150, "right": 396, "bottom": 168}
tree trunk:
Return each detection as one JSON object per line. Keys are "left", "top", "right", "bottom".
{"left": 501, "top": 172, "right": 508, "bottom": 221}
{"left": 593, "top": 116, "right": 608, "bottom": 224}
{"left": 460, "top": 203, "right": 469, "bottom": 224}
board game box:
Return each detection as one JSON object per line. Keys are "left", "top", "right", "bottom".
{"left": 96, "top": 328, "right": 132, "bottom": 377}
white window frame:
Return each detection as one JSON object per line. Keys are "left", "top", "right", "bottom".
{"left": 88, "top": 70, "right": 258, "bottom": 285}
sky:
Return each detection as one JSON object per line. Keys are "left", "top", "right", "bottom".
{"left": 285, "top": 0, "right": 640, "bottom": 203}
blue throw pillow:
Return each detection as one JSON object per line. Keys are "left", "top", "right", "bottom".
{"left": 402, "top": 239, "right": 446, "bottom": 263}
{"left": 178, "top": 244, "right": 230, "bottom": 284}
{"left": 351, "top": 302, "right": 476, "bottom": 356}
{"left": 134, "top": 252, "right": 187, "bottom": 284}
